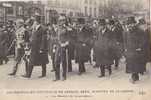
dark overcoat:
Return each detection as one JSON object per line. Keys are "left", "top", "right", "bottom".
{"left": 94, "top": 27, "right": 114, "bottom": 66}
{"left": 110, "top": 25, "right": 124, "bottom": 59}
{"left": 75, "top": 25, "right": 92, "bottom": 63}
{"left": 0, "top": 30, "right": 9, "bottom": 58}
{"left": 29, "top": 25, "right": 49, "bottom": 66}
{"left": 67, "top": 27, "right": 77, "bottom": 60}
{"left": 124, "top": 25, "right": 149, "bottom": 73}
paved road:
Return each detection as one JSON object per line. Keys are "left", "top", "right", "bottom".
{"left": 0, "top": 57, "right": 151, "bottom": 100}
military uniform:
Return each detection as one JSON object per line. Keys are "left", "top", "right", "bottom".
{"left": 9, "top": 23, "right": 28, "bottom": 75}
{"left": 54, "top": 24, "right": 69, "bottom": 81}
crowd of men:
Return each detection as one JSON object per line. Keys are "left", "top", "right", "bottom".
{"left": 0, "top": 13, "right": 150, "bottom": 84}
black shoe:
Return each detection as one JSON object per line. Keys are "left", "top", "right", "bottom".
{"left": 51, "top": 69, "right": 55, "bottom": 72}
{"left": 129, "top": 78, "right": 135, "bottom": 84}
{"left": 0, "top": 61, "right": 3, "bottom": 65}
{"left": 98, "top": 75, "right": 105, "bottom": 78}
{"left": 115, "top": 66, "right": 118, "bottom": 70}
{"left": 62, "top": 77, "right": 66, "bottom": 81}
{"left": 68, "top": 70, "right": 72, "bottom": 72}
{"left": 8, "top": 72, "right": 16, "bottom": 76}
{"left": 53, "top": 79, "right": 59, "bottom": 82}
{"left": 109, "top": 70, "right": 112, "bottom": 76}
{"left": 22, "top": 75, "right": 30, "bottom": 78}
{"left": 5, "top": 59, "right": 9, "bottom": 64}
{"left": 78, "top": 72, "right": 82, "bottom": 75}
{"left": 38, "top": 75, "right": 46, "bottom": 78}
{"left": 140, "top": 72, "right": 144, "bottom": 75}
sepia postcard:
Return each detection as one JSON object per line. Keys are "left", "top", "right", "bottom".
{"left": 0, "top": 0, "right": 150, "bottom": 100}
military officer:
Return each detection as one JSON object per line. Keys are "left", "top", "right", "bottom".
{"left": 8, "top": 19, "right": 28, "bottom": 76}
{"left": 53, "top": 15, "right": 69, "bottom": 81}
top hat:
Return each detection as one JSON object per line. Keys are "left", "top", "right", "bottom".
{"left": 138, "top": 18, "right": 146, "bottom": 24}
{"left": 127, "top": 16, "right": 136, "bottom": 24}
{"left": 77, "top": 18, "right": 85, "bottom": 24}
{"left": 108, "top": 19, "right": 115, "bottom": 25}
{"left": 99, "top": 18, "right": 106, "bottom": 25}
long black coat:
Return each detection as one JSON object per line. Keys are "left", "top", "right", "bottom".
{"left": 29, "top": 25, "right": 49, "bottom": 66}
{"left": 75, "top": 26, "right": 92, "bottom": 63}
{"left": 94, "top": 27, "right": 114, "bottom": 66}
{"left": 0, "top": 30, "right": 9, "bottom": 58}
{"left": 110, "top": 25, "right": 124, "bottom": 59}
{"left": 124, "top": 25, "right": 149, "bottom": 73}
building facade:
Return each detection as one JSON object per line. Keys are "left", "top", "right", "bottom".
{"left": 45, "top": 0, "right": 100, "bottom": 23}
{"left": 0, "top": 1, "right": 45, "bottom": 23}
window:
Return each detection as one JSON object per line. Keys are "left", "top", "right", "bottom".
{"left": 89, "top": 7, "right": 92, "bottom": 16}
{"left": 89, "top": 0, "right": 92, "bottom": 4}
{"left": 18, "top": 6, "right": 23, "bottom": 15}
{"left": 85, "top": 6, "right": 88, "bottom": 16}
{"left": 94, "top": 8, "right": 96, "bottom": 17}
{"left": 94, "top": 1, "right": 96, "bottom": 5}
{"left": 85, "top": 0, "right": 88, "bottom": 4}
{"left": 6, "top": 7, "right": 14, "bottom": 15}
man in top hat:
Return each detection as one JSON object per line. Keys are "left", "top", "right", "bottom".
{"left": 94, "top": 18, "right": 114, "bottom": 78}
{"left": 124, "top": 16, "right": 149, "bottom": 83}
{"left": 75, "top": 18, "right": 93, "bottom": 75}
{"left": 22, "top": 14, "right": 49, "bottom": 78}
{"left": 108, "top": 19, "right": 124, "bottom": 70}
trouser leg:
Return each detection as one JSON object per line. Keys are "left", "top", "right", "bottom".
{"left": 68, "top": 56, "right": 72, "bottom": 72}
{"left": 100, "top": 65, "right": 105, "bottom": 76}
{"left": 108, "top": 65, "right": 112, "bottom": 75}
{"left": 132, "top": 73, "right": 139, "bottom": 81}
{"left": 81, "top": 62, "right": 85, "bottom": 72}
{"left": 0, "top": 57, "right": 3, "bottom": 65}
{"left": 27, "top": 64, "right": 34, "bottom": 78}
{"left": 79, "top": 61, "right": 82, "bottom": 73}
{"left": 55, "top": 64, "right": 60, "bottom": 80}
{"left": 79, "top": 61, "right": 85, "bottom": 74}
{"left": 10, "top": 48, "right": 24, "bottom": 75}
{"left": 25, "top": 61, "right": 29, "bottom": 75}
{"left": 62, "top": 60, "right": 67, "bottom": 79}
{"left": 52, "top": 53, "right": 55, "bottom": 71}
{"left": 62, "top": 49, "right": 67, "bottom": 79}
{"left": 9, "top": 54, "right": 22, "bottom": 75}
{"left": 115, "top": 57, "right": 119, "bottom": 69}
{"left": 42, "top": 64, "right": 46, "bottom": 77}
